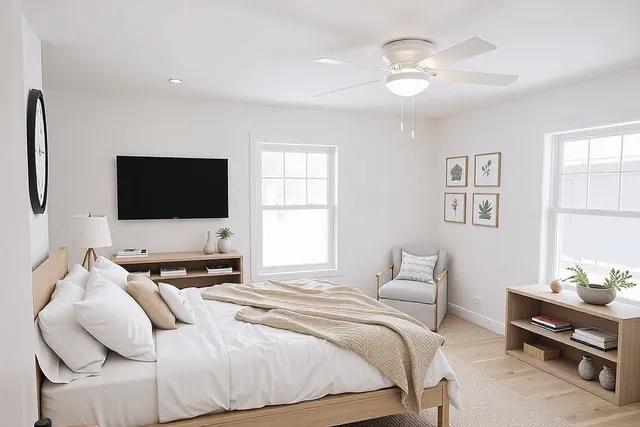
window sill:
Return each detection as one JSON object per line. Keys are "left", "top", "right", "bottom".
{"left": 251, "top": 268, "right": 341, "bottom": 282}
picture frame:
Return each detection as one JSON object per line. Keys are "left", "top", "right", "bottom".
{"left": 445, "top": 156, "right": 468, "bottom": 187}
{"left": 472, "top": 193, "right": 499, "bottom": 227}
{"left": 444, "top": 193, "right": 466, "bottom": 224}
{"left": 474, "top": 152, "right": 501, "bottom": 187}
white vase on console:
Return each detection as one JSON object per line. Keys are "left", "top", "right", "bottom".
{"left": 218, "top": 238, "right": 232, "bottom": 253}
{"left": 203, "top": 231, "right": 217, "bottom": 254}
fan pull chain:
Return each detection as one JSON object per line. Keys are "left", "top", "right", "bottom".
{"left": 400, "top": 97, "right": 404, "bottom": 132}
{"left": 411, "top": 96, "right": 415, "bottom": 140}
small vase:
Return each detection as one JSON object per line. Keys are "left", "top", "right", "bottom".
{"left": 203, "top": 231, "right": 217, "bottom": 254}
{"left": 599, "top": 366, "right": 616, "bottom": 391}
{"left": 578, "top": 356, "right": 595, "bottom": 381}
{"left": 218, "top": 238, "right": 232, "bottom": 253}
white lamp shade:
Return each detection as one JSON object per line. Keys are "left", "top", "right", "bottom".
{"left": 73, "top": 214, "right": 112, "bottom": 248}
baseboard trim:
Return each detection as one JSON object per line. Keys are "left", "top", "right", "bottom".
{"left": 448, "top": 303, "right": 505, "bottom": 335}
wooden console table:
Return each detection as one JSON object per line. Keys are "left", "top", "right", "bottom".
{"left": 506, "top": 284, "right": 640, "bottom": 405}
{"left": 111, "top": 251, "right": 243, "bottom": 289}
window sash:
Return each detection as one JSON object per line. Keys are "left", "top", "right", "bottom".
{"left": 251, "top": 141, "right": 337, "bottom": 279}
{"left": 548, "top": 122, "right": 640, "bottom": 282}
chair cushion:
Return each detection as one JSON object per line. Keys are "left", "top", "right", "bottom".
{"left": 379, "top": 279, "right": 436, "bottom": 304}
{"left": 392, "top": 245, "right": 448, "bottom": 280}
{"left": 396, "top": 251, "right": 438, "bottom": 283}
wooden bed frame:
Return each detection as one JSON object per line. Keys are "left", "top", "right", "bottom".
{"left": 33, "top": 248, "right": 450, "bottom": 427}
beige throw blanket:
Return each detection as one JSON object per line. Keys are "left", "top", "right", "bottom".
{"left": 201, "top": 280, "right": 444, "bottom": 412}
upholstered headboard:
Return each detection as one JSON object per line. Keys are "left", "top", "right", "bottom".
{"left": 32, "top": 247, "right": 69, "bottom": 419}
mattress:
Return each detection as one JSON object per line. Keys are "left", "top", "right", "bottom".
{"left": 42, "top": 293, "right": 459, "bottom": 427}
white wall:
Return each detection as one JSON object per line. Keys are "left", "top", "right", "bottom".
{"left": 22, "top": 16, "right": 49, "bottom": 268}
{"left": 0, "top": 5, "right": 39, "bottom": 425}
{"left": 433, "top": 66, "right": 640, "bottom": 332}
{"left": 46, "top": 91, "right": 437, "bottom": 295}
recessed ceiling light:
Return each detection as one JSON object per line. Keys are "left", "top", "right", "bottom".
{"left": 168, "top": 78, "right": 183, "bottom": 84}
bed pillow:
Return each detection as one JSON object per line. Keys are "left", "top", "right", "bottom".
{"left": 395, "top": 251, "right": 439, "bottom": 283}
{"left": 59, "top": 263, "right": 90, "bottom": 290}
{"left": 126, "top": 274, "right": 176, "bottom": 329}
{"left": 158, "top": 282, "right": 197, "bottom": 324}
{"left": 90, "top": 256, "right": 129, "bottom": 289}
{"left": 38, "top": 280, "right": 107, "bottom": 373}
{"left": 74, "top": 272, "right": 156, "bottom": 361}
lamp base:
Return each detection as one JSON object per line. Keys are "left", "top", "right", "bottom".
{"left": 81, "top": 248, "right": 98, "bottom": 270}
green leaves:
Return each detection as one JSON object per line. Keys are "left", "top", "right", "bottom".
{"left": 566, "top": 265, "right": 590, "bottom": 287}
{"left": 450, "top": 164, "right": 463, "bottom": 181}
{"left": 566, "top": 265, "right": 638, "bottom": 290}
{"left": 603, "top": 268, "right": 637, "bottom": 290}
{"left": 216, "top": 227, "right": 234, "bottom": 239}
{"left": 478, "top": 199, "right": 492, "bottom": 220}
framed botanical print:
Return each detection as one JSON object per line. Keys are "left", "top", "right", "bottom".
{"left": 444, "top": 193, "right": 466, "bottom": 224}
{"left": 445, "top": 156, "right": 468, "bottom": 187}
{"left": 474, "top": 152, "right": 501, "bottom": 187}
{"left": 472, "top": 193, "right": 499, "bottom": 227}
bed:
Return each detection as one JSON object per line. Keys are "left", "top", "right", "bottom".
{"left": 34, "top": 248, "right": 458, "bottom": 427}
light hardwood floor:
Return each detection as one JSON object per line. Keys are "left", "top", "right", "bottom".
{"left": 440, "top": 315, "right": 640, "bottom": 426}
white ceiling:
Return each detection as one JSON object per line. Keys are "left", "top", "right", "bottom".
{"left": 23, "top": 0, "right": 640, "bottom": 118}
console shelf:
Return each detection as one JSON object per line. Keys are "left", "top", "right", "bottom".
{"left": 506, "top": 285, "right": 640, "bottom": 406}
{"left": 111, "top": 251, "right": 243, "bottom": 289}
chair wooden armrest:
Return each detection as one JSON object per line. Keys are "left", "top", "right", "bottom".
{"left": 375, "top": 265, "right": 393, "bottom": 300}
{"left": 435, "top": 268, "right": 448, "bottom": 284}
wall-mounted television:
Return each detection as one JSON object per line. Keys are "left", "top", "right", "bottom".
{"left": 116, "top": 156, "right": 228, "bottom": 220}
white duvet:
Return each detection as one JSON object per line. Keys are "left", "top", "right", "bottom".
{"left": 156, "top": 288, "right": 460, "bottom": 423}
{"left": 43, "top": 288, "right": 460, "bottom": 426}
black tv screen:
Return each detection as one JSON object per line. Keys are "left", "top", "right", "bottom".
{"left": 116, "top": 156, "right": 228, "bottom": 219}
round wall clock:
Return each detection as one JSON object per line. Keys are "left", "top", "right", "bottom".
{"left": 27, "top": 89, "right": 49, "bottom": 214}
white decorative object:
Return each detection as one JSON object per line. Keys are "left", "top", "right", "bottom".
{"left": 396, "top": 251, "right": 438, "bottom": 283}
{"left": 474, "top": 152, "right": 501, "bottom": 187}
{"left": 158, "top": 282, "right": 197, "bottom": 324}
{"left": 599, "top": 365, "right": 616, "bottom": 390}
{"left": 445, "top": 156, "right": 468, "bottom": 187}
{"left": 578, "top": 356, "right": 595, "bottom": 381}
{"left": 73, "top": 214, "right": 112, "bottom": 269}
{"left": 472, "top": 193, "right": 499, "bottom": 228}
{"left": 203, "top": 230, "right": 217, "bottom": 254}
{"left": 74, "top": 273, "right": 156, "bottom": 362}
{"left": 216, "top": 227, "right": 234, "bottom": 253}
{"left": 549, "top": 279, "right": 563, "bottom": 293}
{"left": 444, "top": 192, "right": 466, "bottom": 223}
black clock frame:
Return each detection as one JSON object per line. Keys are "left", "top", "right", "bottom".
{"left": 27, "top": 88, "right": 48, "bottom": 214}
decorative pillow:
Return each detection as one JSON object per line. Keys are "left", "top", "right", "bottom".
{"left": 74, "top": 272, "right": 156, "bottom": 361}
{"left": 57, "top": 264, "right": 90, "bottom": 290}
{"left": 126, "top": 275, "right": 176, "bottom": 329}
{"left": 396, "top": 251, "right": 438, "bottom": 283}
{"left": 90, "top": 256, "right": 129, "bottom": 289}
{"left": 38, "top": 280, "right": 107, "bottom": 373}
{"left": 158, "top": 282, "right": 197, "bottom": 324}
{"left": 34, "top": 320, "right": 98, "bottom": 383}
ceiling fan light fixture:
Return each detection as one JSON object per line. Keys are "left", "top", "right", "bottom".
{"left": 385, "top": 72, "right": 429, "bottom": 97}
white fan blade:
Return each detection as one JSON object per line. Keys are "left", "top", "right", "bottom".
{"left": 312, "top": 58, "right": 390, "bottom": 73}
{"left": 417, "top": 37, "right": 497, "bottom": 69}
{"left": 312, "top": 79, "right": 384, "bottom": 98}
{"left": 430, "top": 69, "right": 518, "bottom": 86}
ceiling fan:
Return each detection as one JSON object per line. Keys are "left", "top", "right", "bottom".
{"left": 312, "top": 37, "right": 518, "bottom": 138}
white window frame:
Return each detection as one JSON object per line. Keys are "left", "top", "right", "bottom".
{"left": 250, "top": 139, "right": 338, "bottom": 280}
{"left": 546, "top": 122, "right": 640, "bottom": 284}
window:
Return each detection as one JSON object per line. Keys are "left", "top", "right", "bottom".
{"left": 251, "top": 142, "right": 337, "bottom": 278}
{"left": 548, "top": 123, "right": 640, "bottom": 301}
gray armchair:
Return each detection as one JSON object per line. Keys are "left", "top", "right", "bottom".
{"left": 376, "top": 245, "right": 448, "bottom": 331}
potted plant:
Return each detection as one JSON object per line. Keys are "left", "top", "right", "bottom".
{"left": 216, "top": 227, "right": 234, "bottom": 253}
{"left": 566, "top": 265, "right": 637, "bottom": 305}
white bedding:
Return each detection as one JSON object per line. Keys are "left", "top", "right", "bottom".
{"left": 42, "top": 288, "right": 460, "bottom": 427}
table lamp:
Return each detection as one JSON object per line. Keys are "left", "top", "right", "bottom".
{"left": 73, "top": 214, "right": 112, "bottom": 269}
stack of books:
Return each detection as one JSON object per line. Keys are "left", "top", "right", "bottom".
{"left": 571, "top": 327, "right": 618, "bottom": 351}
{"left": 206, "top": 264, "right": 233, "bottom": 274}
{"left": 116, "top": 248, "right": 148, "bottom": 259}
{"left": 160, "top": 267, "right": 187, "bottom": 277}
{"left": 531, "top": 315, "right": 572, "bottom": 332}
